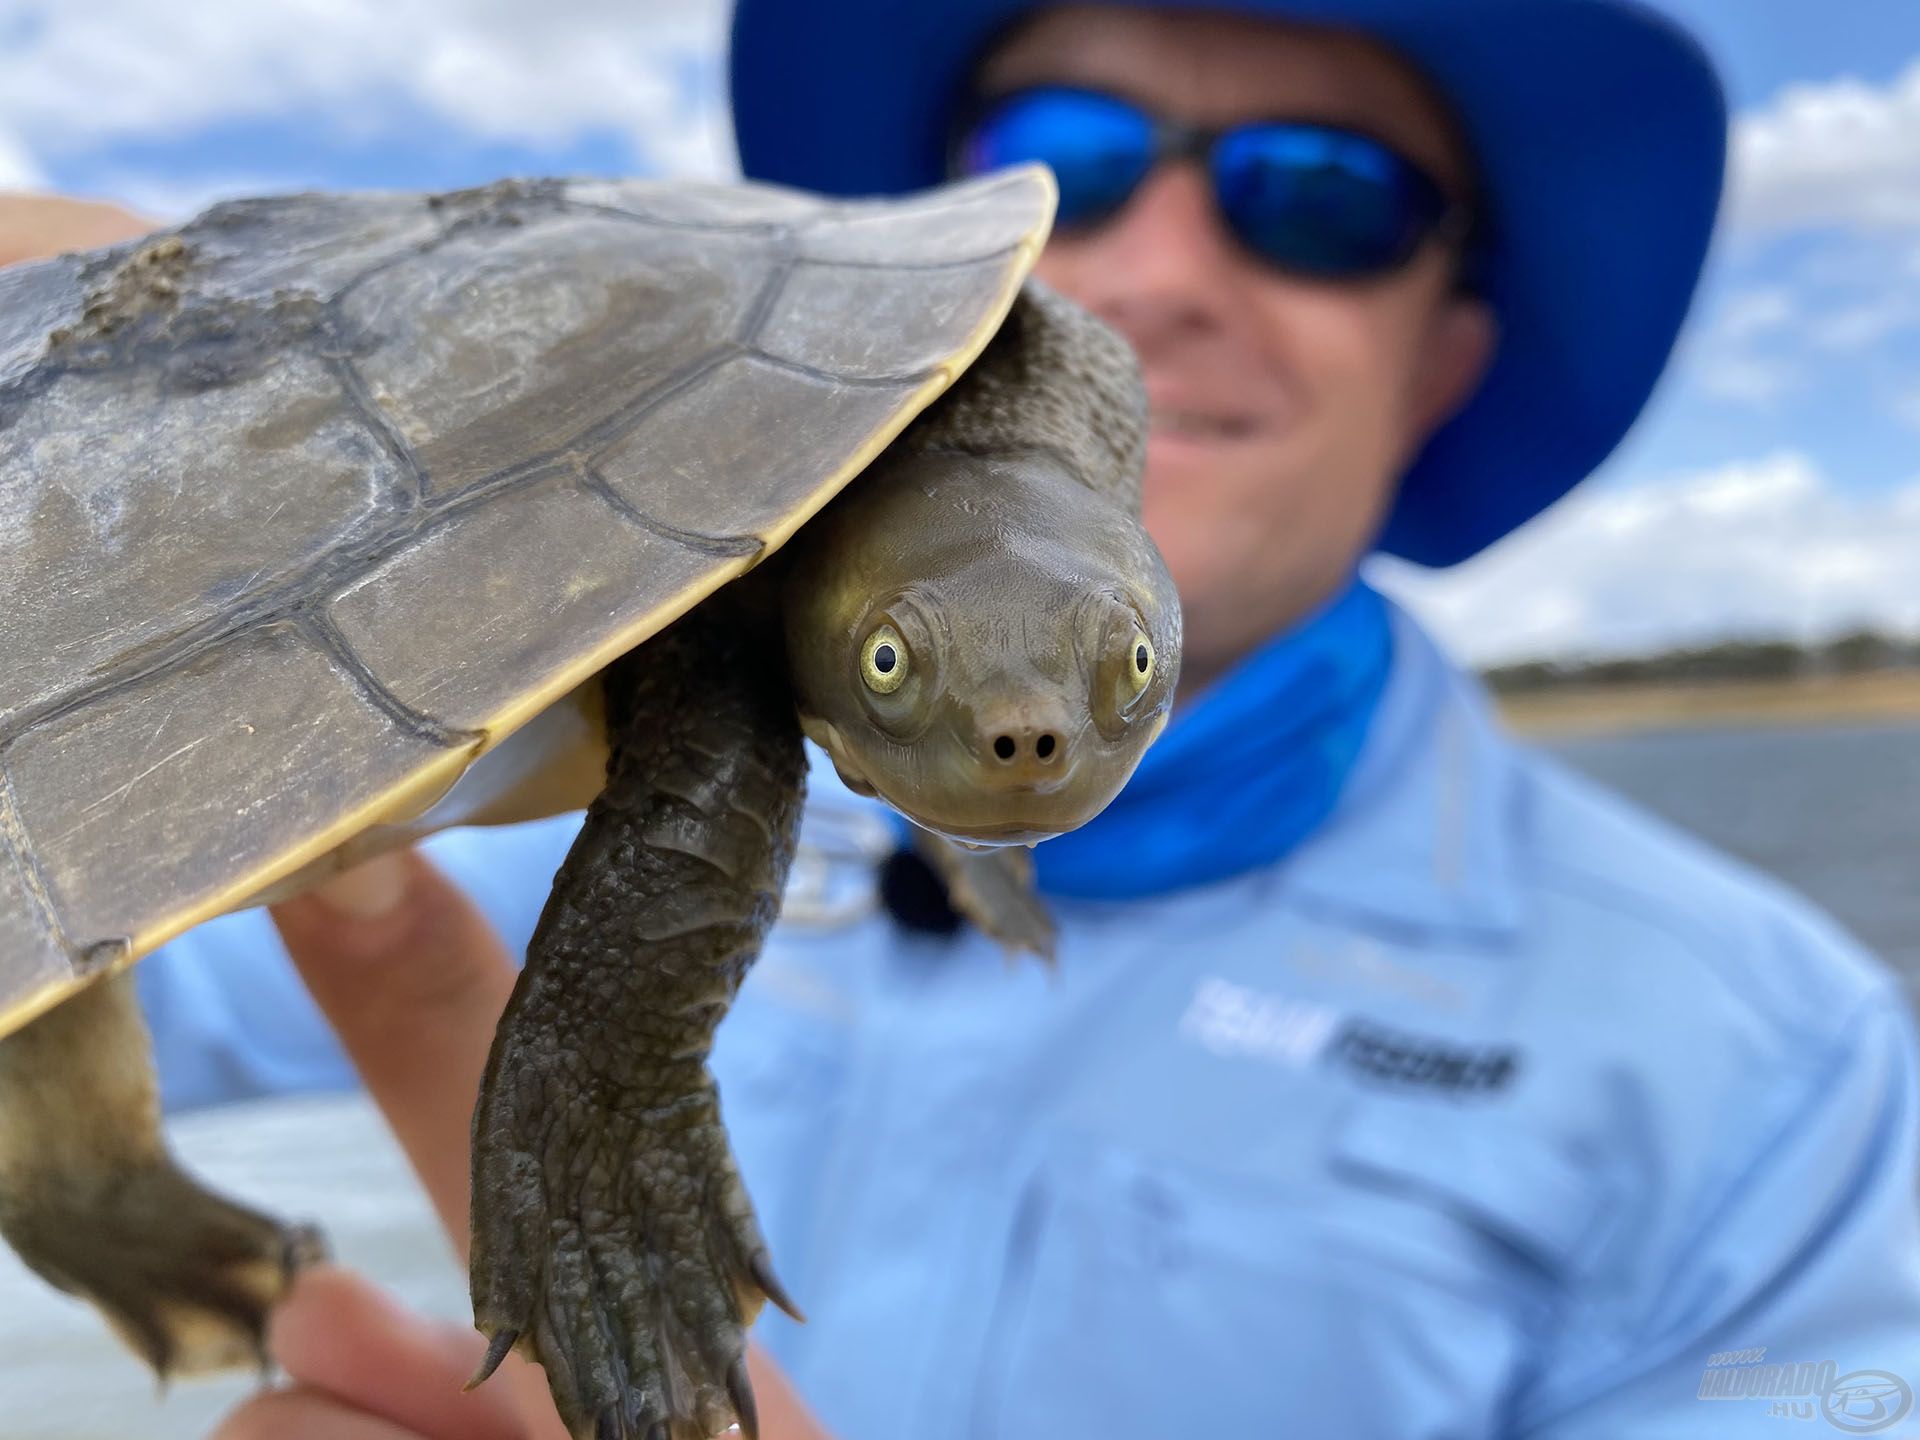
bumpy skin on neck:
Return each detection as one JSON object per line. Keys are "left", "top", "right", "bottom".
{"left": 890, "top": 278, "right": 1147, "bottom": 510}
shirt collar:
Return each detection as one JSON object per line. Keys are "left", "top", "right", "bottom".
{"left": 1273, "top": 598, "right": 1527, "bottom": 941}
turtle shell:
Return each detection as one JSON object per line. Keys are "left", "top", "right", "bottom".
{"left": 0, "top": 166, "right": 1054, "bottom": 1037}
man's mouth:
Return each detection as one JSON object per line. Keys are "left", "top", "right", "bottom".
{"left": 1150, "top": 409, "right": 1259, "bottom": 442}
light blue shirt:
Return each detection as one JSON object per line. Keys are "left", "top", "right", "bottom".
{"left": 138, "top": 605, "right": 1920, "bottom": 1437}
{"left": 134, "top": 814, "right": 583, "bottom": 1111}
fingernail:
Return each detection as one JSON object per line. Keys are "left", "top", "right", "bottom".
{"left": 311, "top": 852, "right": 411, "bottom": 919}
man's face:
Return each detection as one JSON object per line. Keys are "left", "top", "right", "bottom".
{"left": 979, "top": 7, "right": 1495, "bottom": 691}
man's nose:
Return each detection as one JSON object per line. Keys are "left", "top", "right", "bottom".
{"left": 1061, "top": 161, "right": 1244, "bottom": 347}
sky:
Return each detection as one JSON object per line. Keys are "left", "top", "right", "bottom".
{"left": 1, "top": 0, "right": 1915, "bottom": 665}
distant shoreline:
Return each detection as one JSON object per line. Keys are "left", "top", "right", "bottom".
{"left": 1496, "top": 668, "right": 1920, "bottom": 738}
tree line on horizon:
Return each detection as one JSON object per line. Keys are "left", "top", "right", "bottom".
{"left": 1482, "top": 628, "right": 1920, "bottom": 694}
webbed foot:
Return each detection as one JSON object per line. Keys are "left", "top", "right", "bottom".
{"left": 0, "top": 970, "right": 327, "bottom": 1379}
{"left": 471, "top": 1072, "right": 796, "bottom": 1440}
{"left": 4, "top": 1158, "right": 326, "bottom": 1378}
{"left": 913, "top": 829, "right": 1057, "bottom": 965}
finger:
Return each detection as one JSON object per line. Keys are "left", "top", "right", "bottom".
{"left": 747, "top": 1347, "right": 835, "bottom": 1440}
{"left": 270, "top": 850, "right": 517, "bottom": 1254}
{"left": 0, "top": 195, "right": 156, "bottom": 267}
{"left": 268, "top": 1265, "right": 528, "bottom": 1440}
{"left": 209, "top": 1384, "right": 426, "bottom": 1440}
{"left": 270, "top": 860, "right": 568, "bottom": 1439}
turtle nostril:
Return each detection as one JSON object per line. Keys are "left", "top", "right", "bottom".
{"left": 988, "top": 729, "right": 1066, "bottom": 767}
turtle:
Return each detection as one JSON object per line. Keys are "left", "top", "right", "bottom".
{"left": 0, "top": 165, "right": 1180, "bottom": 1438}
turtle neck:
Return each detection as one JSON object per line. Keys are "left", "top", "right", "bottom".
{"left": 1031, "top": 575, "right": 1394, "bottom": 899}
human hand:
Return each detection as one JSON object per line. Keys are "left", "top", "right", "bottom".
{"left": 207, "top": 849, "right": 828, "bottom": 1439}
{"left": 211, "top": 1263, "right": 562, "bottom": 1440}
{"left": 0, "top": 193, "right": 154, "bottom": 267}
{"left": 212, "top": 1263, "right": 816, "bottom": 1440}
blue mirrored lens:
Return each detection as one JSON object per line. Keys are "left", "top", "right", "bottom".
{"left": 1212, "top": 126, "right": 1447, "bottom": 277}
{"left": 958, "top": 88, "right": 1155, "bottom": 228}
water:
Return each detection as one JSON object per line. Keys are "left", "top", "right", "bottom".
{"left": 1545, "top": 720, "right": 1920, "bottom": 1000}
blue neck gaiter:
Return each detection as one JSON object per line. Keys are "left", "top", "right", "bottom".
{"left": 1032, "top": 576, "right": 1394, "bottom": 899}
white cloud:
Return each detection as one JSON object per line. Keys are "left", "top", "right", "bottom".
{"left": 67, "top": 170, "right": 305, "bottom": 223}
{"left": 1806, "top": 296, "right": 1920, "bottom": 353}
{"left": 1691, "top": 349, "right": 1800, "bottom": 406}
{"left": 1373, "top": 454, "right": 1920, "bottom": 665}
{"left": 1728, "top": 58, "right": 1920, "bottom": 233}
{"left": 1674, "top": 244, "right": 1920, "bottom": 411}
{"left": 1687, "top": 61, "right": 1920, "bottom": 408}
{"left": 0, "top": 117, "right": 45, "bottom": 190}
{"left": 1891, "top": 383, "right": 1920, "bottom": 436}
{"left": 1680, "top": 285, "right": 1802, "bottom": 406}
{"left": 1714, "top": 286, "right": 1797, "bottom": 341}
{"left": 0, "top": 0, "right": 735, "bottom": 209}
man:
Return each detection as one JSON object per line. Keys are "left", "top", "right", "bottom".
{"left": 702, "top": 7, "right": 1920, "bottom": 1438}
{"left": 12, "top": 1, "right": 1917, "bottom": 1436}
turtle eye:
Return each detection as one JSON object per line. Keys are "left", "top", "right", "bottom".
{"left": 861, "top": 624, "right": 909, "bottom": 694}
{"left": 1080, "top": 596, "right": 1161, "bottom": 740}
{"left": 1127, "top": 633, "right": 1154, "bottom": 695}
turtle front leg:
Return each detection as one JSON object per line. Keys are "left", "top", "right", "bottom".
{"left": 469, "top": 607, "right": 806, "bottom": 1440}
{"left": 910, "top": 828, "right": 1056, "bottom": 965}
{"left": 0, "top": 969, "right": 325, "bottom": 1377}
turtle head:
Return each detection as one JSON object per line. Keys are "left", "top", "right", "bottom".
{"left": 782, "top": 447, "right": 1180, "bottom": 847}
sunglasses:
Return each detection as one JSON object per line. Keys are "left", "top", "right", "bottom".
{"left": 954, "top": 86, "right": 1474, "bottom": 284}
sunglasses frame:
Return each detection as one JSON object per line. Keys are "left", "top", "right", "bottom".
{"left": 953, "top": 84, "right": 1481, "bottom": 287}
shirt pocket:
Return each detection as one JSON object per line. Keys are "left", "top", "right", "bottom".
{"left": 1325, "top": 1101, "right": 1614, "bottom": 1286}
{"left": 971, "top": 1113, "right": 1603, "bottom": 1440}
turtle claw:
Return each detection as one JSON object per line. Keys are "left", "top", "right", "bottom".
{"left": 747, "top": 1249, "right": 805, "bottom": 1324}
{"left": 471, "top": 1069, "right": 788, "bottom": 1439}
{"left": 467, "top": 1326, "right": 520, "bottom": 1391}
{"left": 727, "top": 1352, "right": 759, "bottom": 1440}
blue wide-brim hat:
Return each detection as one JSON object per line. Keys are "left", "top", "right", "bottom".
{"left": 730, "top": 0, "right": 1726, "bottom": 567}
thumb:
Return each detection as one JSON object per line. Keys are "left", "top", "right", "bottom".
{"left": 270, "top": 849, "right": 519, "bottom": 1256}
{"left": 272, "top": 861, "right": 577, "bottom": 1439}
{"left": 0, "top": 194, "right": 156, "bottom": 267}
{"left": 268, "top": 1264, "right": 533, "bottom": 1440}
